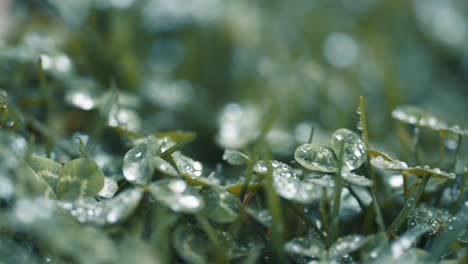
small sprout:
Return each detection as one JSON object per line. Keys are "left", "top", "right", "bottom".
{"left": 222, "top": 149, "right": 250, "bottom": 165}
{"left": 122, "top": 135, "right": 159, "bottom": 184}
{"left": 56, "top": 158, "right": 105, "bottom": 200}
{"left": 330, "top": 128, "right": 366, "bottom": 170}
{"left": 148, "top": 179, "right": 204, "bottom": 213}
{"left": 294, "top": 144, "right": 338, "bottom": 173}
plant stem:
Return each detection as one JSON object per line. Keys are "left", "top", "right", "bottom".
{"left": 387, "top": 175, "right": 430, "bottom": 237}
{"left": 346, "top": 185, "right": 366, "bottom": 211}
{"left": 330, "top": 141, "right": 344, "bottom": 243}
{"left": 359, "top": 96, "right": 386, "bottom": 233}
{"left": 287, "top": 203, "right": 328, "bottom": 246}
{"left": 265, "top": 162, "right": 286, "bottom": 263}
{"left": 320, "top": 186, "right": 329, "bottom": 234}
{"left": 196, "top": 215, "right": 229, "bottom": 264}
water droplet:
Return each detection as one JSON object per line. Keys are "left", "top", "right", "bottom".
{"left": 98, "top": 177, "right": 118, "bottom": 199}
{"left": 148, "top": 179, "right": 204, "bottom": 213}
{"left": 172, "top": 151, "right": 203, "bottom": 178}
{"left": 331, "top": 129, "right": 366, "bottom": 170}
{"left": 294, "top": 144, "right": 337, "bottom": 172}
{"left": 122, "top": 136, "right": 159, "bottom": 184}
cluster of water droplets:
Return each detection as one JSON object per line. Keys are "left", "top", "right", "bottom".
{"left": 222, "top": 149, "right": 249, "bottom": 166}
{"left": 284, "top": 237, "right": 326, "bottom": 259}
{"left": 409, "top": 204, "right": 451, "bottom": 235}
{"left": 59, "top": 188, "right": 142, "bottom": 225}
{"left": 370, "top": 155, "right": 408, "bottom": 171}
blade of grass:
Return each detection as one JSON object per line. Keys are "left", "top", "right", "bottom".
{"left": 387, "top": 175, "right": 429, "bottom": 237}
{"left": 329, "top": 140, "right": 344, "bottom": 243}
{"left": 359, "top": 96, "right": 386, "bottom": 233}
{"left": 264, "top": 162, "right": 286, "bottom": 263}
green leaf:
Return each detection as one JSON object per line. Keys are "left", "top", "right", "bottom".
{"left": 173, "top": 225, "right": 208, "bottom": 264}
{"left": 156, "top": 131, "right": 197, "bottom": 157}
{"left": 201, "top": 186, "right": 242, "bottom": 223}
{"left": 405, "top": 166, "right": 455, "bottom": 179}
{"left": 148, "top": 179, "right": 204, "bottom": 213}
{"left": 294, "top": 144, "right": 338, "bottom": 173}
{"left": 330, "top": 128, "right": 366, "bottom": 171}
{"left": 341, "top": 169, "right": 373, "bottom": 187}
{"left": 122, "top": 135, "right": 159, "bottom": 184}
{"left": 328, "top": 235, "right": 367, "bottom": 258}
{"left": 26, "top": 154, "right": 62, "bottom": 190}
{"left": 56, "top": 158, "right": 105, "bottom": 200}
{"left": 284, "top": 237, "right": 326, "bottom": 259}
{"left": 172, "top": 151, "right": 203, "bottom": 179}
{"left": 222, "top": 149, "right": 250, "bottom": 165}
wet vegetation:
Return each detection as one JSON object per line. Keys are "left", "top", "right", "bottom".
{"left": 0, "top": 1, "right": 468, "bottom": 263}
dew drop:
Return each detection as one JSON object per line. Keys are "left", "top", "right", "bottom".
{"left": 331, "top": 129, "right": 367, "bottom": 170}
{"left": 122, "top": 136, "right": 159, "bottom": 184}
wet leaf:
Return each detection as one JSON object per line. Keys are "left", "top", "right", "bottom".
{"left": 222, "top": 149, "right": 250, "bottom": 165}
{"left": 201, "top": 186, "right": 242, "bottom": 223}
{"left": 97, "top": 177, "right": 118, "bottom": 199}
{"left": 392, "top": 105, "right": 447, "bottom": 130}
{"left": 173, "top": 225, "right": 208, "bottom": 264}
{"left": 172, "top": 151, "right": 203, "bottom": 179}
{"left": 284, "top": 237, "right": 326, "bottom": 258}
{"left": 122, "top": 136, "right": 159, "bottom": 184}
{"left": 409, "top": 204, "right": 451, "bottom": 235}
{"left": 341, "top": 169, "right": 373, "bottom": 187}
{"left": 405, "top": 166, "right": 456, "bottom": 179}
{"left": 148, "top": 179, "right": 204, "bottom": 213}
{"left": 156, "top": 131, "right": 196, "bottom": 157}
{"left": 294, "top": 144, "right": 337, "bottom": 173}
{"left": 56, "top": 158, "right": 105, "bottom": 200}
{"left": 330, "top": 128, "right": 366, "bottom": 170}
{"left": 370, "top": 155, "right": 408, "bottom": 171}
{"left": 153, "top": 156, "right": 179, "bottom": 177}
{"left": 328, "top": 235, "right": 367, "bottom": 258}
{"left": 26, "top": 154, "right": 62, "bottom": 190}
{"left": 60, "top": 188, "right": 143, "bottom": 225}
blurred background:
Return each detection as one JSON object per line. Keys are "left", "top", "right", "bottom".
{"left": 1, "top": 0, "right": 467, "bottom": 165}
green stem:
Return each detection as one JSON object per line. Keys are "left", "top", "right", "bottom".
{"left": 287, "top": 203, "right": 328, "bottom": 246}
{"left": 196, "top": 215, "right": 229, "bottom": 264}
{"left": 452, "top": 168, "right": 467, "bottom": 213}
{"left": 387, "top": 175, "right": 429, "bottom": 236}
{"left": 239, "top": 159, "right": 254, "bottom": 201}
{"left": 330, "top": 141, "right": 344, "bottom": 243}
{"left": 320, "top": 186, "right": 329, "bottom": 234}
{"left": 359, "top": 96, "right": 386, "bottom": 233}
{"left": 346, "top": 185, "right": 366, "bottom": 212}
{"left": 308, "top": 126, "right": 315, "bottom": 144}
{"left": 265, "top": 162, "right": 286, "bottom": 263}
